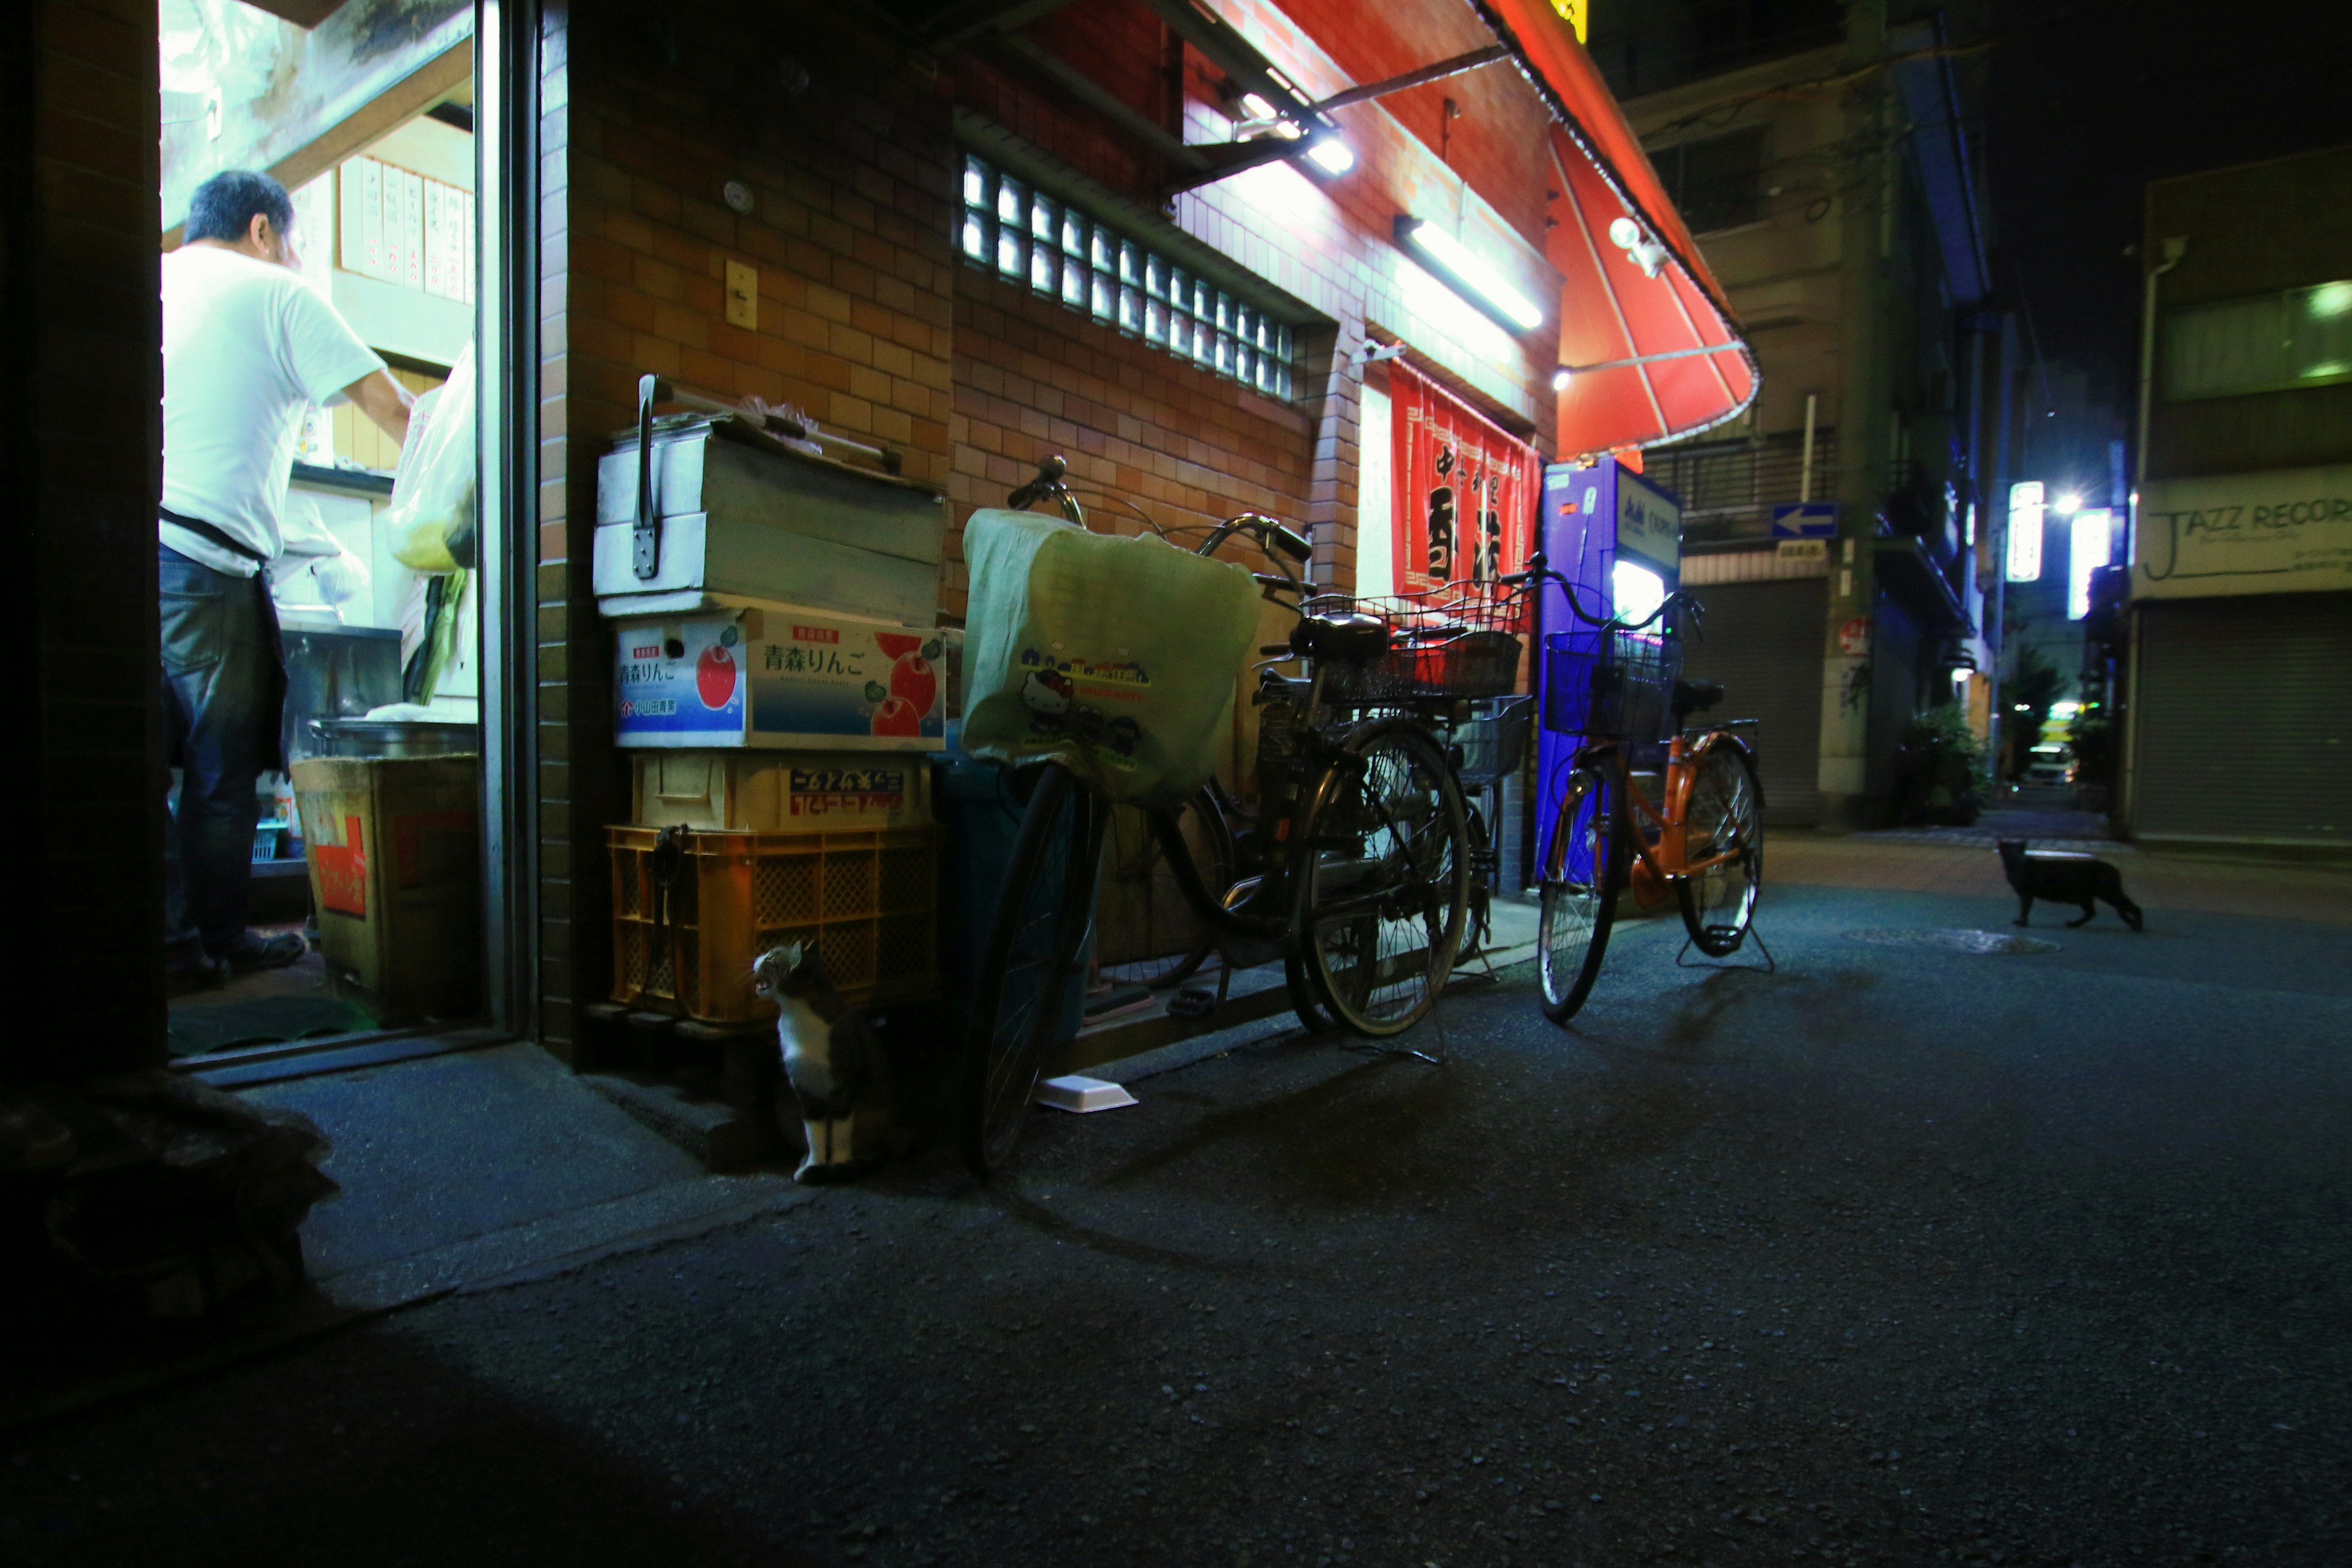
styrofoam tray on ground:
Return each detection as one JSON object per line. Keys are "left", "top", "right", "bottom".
{"left": 1033, "top": 1075, "right": 1139, "bottom": 1114}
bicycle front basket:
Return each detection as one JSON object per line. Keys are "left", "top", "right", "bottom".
{"left": 1310, "top": 579, "right": 1529, "bottom": 706}
{"left": 1540, "top": 624, "right": 1683, "bottom": 744}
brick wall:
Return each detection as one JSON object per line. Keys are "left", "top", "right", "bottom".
{"left": 3, "top": 0, "right": 165, "bottom": 1079}
{"left": 533, "top": 0, "right": 956, "bottom": 1056}
{"left": 946, "top": 263, "right": 1316, "bottom": 614}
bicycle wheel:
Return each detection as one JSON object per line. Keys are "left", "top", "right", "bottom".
{"left": 961, "top": 763, "right": 1105, "bottom": 1177}
{"left": 1284, "top": 952, "right": 1338, "bottom": 1033}
{"left": 1538, "top": 764, "right": 1623, "bottom": 1023}
{"left": 1295, "top": 721, "right": 1470, "bottom": 1039}
{"left": 1098, "top": 790, "right": 1232, "bottom": 989}
{"left": 1676, "top": 741, "right": 1762, "bottom": 957}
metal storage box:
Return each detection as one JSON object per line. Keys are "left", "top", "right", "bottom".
{"left": 594, "top": 414, "right": 945, "bottom": 625}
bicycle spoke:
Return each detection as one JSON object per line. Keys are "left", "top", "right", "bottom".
{"left": 1301, "top": 725, "right": 1468, "bottom": 1036}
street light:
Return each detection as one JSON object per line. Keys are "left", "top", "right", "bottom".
{"left": 2053, "top": 491, "right": 2082, "bottom": 516}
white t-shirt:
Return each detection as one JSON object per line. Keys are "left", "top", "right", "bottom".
{"left": 161, "top": 245, "right": 386, "bottom": 576}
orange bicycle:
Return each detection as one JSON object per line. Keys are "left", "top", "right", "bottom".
{"left": 1504, "top": 558, "right": 1763, "bottom": 1022}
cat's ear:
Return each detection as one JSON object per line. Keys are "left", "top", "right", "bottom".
{"left": 783, "top": 940, "right": 804, "bottom": 968}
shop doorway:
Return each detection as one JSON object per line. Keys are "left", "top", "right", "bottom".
{"left": 156, "top": 0, "right": 525, "bottom": 1063}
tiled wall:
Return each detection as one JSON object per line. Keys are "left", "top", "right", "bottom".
{"left": 946, "top": 263, "right": 1317, "bottom": 612}
{"left": 8, "top": 0, "right": 166, "bottom": 1077}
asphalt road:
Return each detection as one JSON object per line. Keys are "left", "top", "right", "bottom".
{"left": 7, "top": 881, "right": 2349, "bottom": 1567}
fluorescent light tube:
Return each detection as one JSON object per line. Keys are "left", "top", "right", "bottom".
{"left": 1396, "top": 217, "right": 1544, "bottom": 331}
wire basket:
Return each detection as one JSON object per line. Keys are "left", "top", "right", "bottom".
{"left": 1306, "top": 579, "right": 1530, "bottom": 706}
{"left": 1453, "top": 695, "right": 1534, "bottom": 786}
{"left": 1540, "top": 620, "right": 1684, "bottom": 744}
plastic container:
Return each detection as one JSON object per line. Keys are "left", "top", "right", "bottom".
{"left": 307, "top": 718, "right": 479, "bottom": 758}
{"left": 608, "top": 823, "right": 937, "bottom": 1023}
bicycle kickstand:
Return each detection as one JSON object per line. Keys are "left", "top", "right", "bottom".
{"left": 1674, "top": 921, "right": 1778, "bottom": 976}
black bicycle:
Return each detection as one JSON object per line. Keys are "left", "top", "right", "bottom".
{"left": 959, "top": 458, "right": 1479, "bottom": 1175}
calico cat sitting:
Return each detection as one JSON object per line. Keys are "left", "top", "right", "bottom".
{"left": 752, "top": 941, "right": 894, "bottom": 1183}
{"left": 1996, "top": 839, "right": 2144, "bottom": 931}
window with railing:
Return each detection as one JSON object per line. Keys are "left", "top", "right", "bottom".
{"left": 1642, "top": 428, "right": 1838, "bottom": 540}
{"left": 957, "top": 151, "right": 1295, "bottom": 400}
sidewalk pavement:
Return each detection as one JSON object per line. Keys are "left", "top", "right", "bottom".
{"left": 4, "top": 1046, "right": 811, "bottom": 1431}
{"left": 1772, "top": 829, "right": 2352, "bottom": 924}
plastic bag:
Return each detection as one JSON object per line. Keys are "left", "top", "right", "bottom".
{"left": 385, "top": 341, "right": 477, "bottom": 572}
{"left": 959, "top": 508, "right": 1261, "bottom": 808}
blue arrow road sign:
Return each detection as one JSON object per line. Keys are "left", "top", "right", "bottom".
{"left": 1772, "top": 502, "right": 1838, "bottom": 538}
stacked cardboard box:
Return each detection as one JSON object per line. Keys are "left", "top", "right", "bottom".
{"left": 594, "top": 413, "right": 952, "bottom": 1022}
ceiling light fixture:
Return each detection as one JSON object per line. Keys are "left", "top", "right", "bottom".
{"left": 1305, "top": 135, "right": 1355, "bottom": 175}
{"left": 1395, "top": 216, "right": 1543, "bottom": 332}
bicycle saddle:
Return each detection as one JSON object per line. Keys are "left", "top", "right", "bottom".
{"left": 1290, "top": 612, "right": 1390, "bottom": 664}
{"left": 1672, "top": 678, "right": 1725, "bottom": 718}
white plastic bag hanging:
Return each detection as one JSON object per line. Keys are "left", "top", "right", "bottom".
{"left": 384, "top": 341, "right": 477, "bottom": 572}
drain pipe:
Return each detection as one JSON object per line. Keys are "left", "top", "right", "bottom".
{"left": 1798, "top": 392, "right": 1818, "bottom": 504}
{"left": 2123, "top": 236, "right": 2187, "bottom": 836}
{"left": 2133, "top": 237, "right": 2187, "bottom": 490}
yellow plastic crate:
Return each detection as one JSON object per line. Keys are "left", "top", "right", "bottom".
{"left": 609, "top": 823, "right": 937, "bottom": 1023}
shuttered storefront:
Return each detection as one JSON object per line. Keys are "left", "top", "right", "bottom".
{"left": 2130, "top": 590, "right": 2352, "bottom": 845}
{"left": 1676, "top": 576, "right": 1827, "bottom": 827}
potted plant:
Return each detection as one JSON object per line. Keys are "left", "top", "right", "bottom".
{"left": 1895, "top": 704, "right": 1989, "bottom": 826}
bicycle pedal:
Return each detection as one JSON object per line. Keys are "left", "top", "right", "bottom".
{"left": 1166, "top": 987, "right": 1218, "bottom": 1020}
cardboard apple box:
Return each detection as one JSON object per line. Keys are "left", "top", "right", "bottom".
{"left": 613, "top": 604, "right": 956, "bottom": 752}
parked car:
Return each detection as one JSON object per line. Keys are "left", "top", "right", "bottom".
{"left": 2022, "top": 744, "right": 2076, "bottom": 788}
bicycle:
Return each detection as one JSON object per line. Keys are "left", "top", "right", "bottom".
{"left": 1505, "top": 556, "right": 1763, "bottom": 1023}
{"left": 960, "top": 457, "right": 1477, "bottom": 1175}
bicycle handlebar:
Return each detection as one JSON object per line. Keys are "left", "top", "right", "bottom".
{"left": 1006, "top": 454, "right": 1069, "bottom": 511}
{"left": 1502, "top": 552, "right": 1702, "bottom": 635}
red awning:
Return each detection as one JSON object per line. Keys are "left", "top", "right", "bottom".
{"left": 1468, "top": 0, "right": 1760, "bottom": 457}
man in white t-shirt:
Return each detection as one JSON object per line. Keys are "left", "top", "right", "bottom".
{"left": 162, "top": 170, "right": 415, "bottom": 992}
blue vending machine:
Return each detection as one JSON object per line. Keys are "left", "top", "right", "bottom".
{"left": 1531, "top": 458, "right": 1683, "bottom": 872}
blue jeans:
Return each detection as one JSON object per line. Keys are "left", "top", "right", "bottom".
{"left": 160, "top": 545, "right": 277, "bottom": 962}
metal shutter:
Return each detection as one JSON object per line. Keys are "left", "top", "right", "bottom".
{"left": 2132, "top": 591, "right": 2352, "bottom": 845}
{"left": 1676, "top": 578, "right": 1827, "bottom": 826}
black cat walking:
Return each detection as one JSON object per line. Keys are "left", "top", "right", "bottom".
{"left": 1997, "top": 839, "right": 2145, "bottom": 930}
